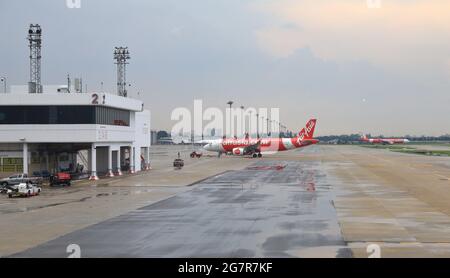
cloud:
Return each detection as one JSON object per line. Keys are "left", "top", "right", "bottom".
{"left": 253, "top": 0, "right": 450, "bottom": 72}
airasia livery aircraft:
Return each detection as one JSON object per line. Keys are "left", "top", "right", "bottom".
{"left": 203, "top": 119, "right": 319, "bottom": 157}
{"left": 360, "top": 135, "right": 410, "bottom": 145}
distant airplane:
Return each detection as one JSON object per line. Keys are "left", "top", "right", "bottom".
{"left": 203, "top": 119, "right": 319, "bottom": 158}
{"left": 360, "top": 134, "right": 410, "bottom": 145}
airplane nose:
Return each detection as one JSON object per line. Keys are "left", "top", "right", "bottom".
{"left": 204, "top": 144, "right": 212, "bottom": 151}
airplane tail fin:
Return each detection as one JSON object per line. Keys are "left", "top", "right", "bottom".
{"left": 298, "top": 119, "right": 317, "bottom": 140}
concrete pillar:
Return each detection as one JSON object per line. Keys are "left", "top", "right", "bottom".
{"left": 89, "top": 143, "right": 98, "bottom": 180}
{"left": 88, "top": 149, "right": 92, "bottom": 174}
{"left": 106, "top": 146, "right": 114, "bottom": 177}
{"left": 129, "top": 145, "right": 135, "bottom": 174}
{"left": 45, "top": 152, "right": 49, "bottom": 171}
{"left": 56, "top": 153, "right": 59, "bottom": 172}
{"left": 146, "top": 147, "right": 151, "bottom": 170}
{"left": 116, "top": 149, "right": 122, "bottom": 176}
{"left": 23, "top": 143, "right": 28, "bottom": 174}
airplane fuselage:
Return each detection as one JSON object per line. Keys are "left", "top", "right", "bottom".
{"left": 204, "top": 137, "right": 319, "bottom": 155}
{"left": 361, "top": 138, "right": 410, "bottom": 144}
{"left": 203, "top": 118, "right": 318, "bottom": 156}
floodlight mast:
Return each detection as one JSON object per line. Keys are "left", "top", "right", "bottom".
{"left": 114, "top": 47, "right": 130, "bottom": 97}
{"left": 28, "top": 24, "right": 42, "bottom": 93}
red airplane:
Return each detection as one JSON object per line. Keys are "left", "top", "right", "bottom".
{"left": 360, "top": 134, "right": 410, "bottom": 145}
{"left": 203, "top": 119, "right": 319, "bottom": 157}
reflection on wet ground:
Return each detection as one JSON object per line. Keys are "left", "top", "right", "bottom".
{"left": 13, "top": 160, "right": 351, "bottom": 258}
{"left": 0, "top": 187, "right": 161, "bottom": 215}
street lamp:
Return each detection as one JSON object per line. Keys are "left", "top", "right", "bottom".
{"left": 227, "top": 101, "right": 233, "bottom": 138}
{"left": 256, "top": 113, "right": 260, "bottom": 139}
{"left": 114, "top": 47, "right": 131, "bottom": 97}
{"left": 248, "top": 110, "right": 253, "bottom": 138}
{"left": 0, "top": 76, "right": 6, "bottom": 93}
{"left": 260, "top": 116, "right": 264, "bottom": 137}
{"left": 240, "top": 106, "right": 245, "bottom": 137}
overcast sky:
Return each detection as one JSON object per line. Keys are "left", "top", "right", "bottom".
{"left": 1, "top": 0, "right": 449, "bottom": 136}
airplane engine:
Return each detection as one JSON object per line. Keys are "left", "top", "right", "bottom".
{"left": 232, "top": 148, "right": 245, "bottom": 156}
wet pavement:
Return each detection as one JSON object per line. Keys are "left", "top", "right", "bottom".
{"left": 6, "top": 145, "right": 450, "bottom": 257}
{"left": 12, "top": 159, "right": 351, "bottom": 258}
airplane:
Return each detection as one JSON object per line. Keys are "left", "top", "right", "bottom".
{"left": 360, "top": 134, "right": 410, "bottom": 145}
{"left": 203, "top": 119, "right": 319, "bottom": 158}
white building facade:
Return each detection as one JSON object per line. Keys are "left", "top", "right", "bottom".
{"left": 0, "top": 91, "right": 151, "bottom": 180}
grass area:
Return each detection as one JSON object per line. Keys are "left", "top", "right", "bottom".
{"left": 359, "top": 144, "right": 450, "bottom": 157}
{"left": 360, "top": 145, "right": 415, "bottom": 150}
{"left": 407, "top": 142, "right": 450, "bottom": 146}
{"left": 391, "top": 149, "right": 450, "bottom": 157}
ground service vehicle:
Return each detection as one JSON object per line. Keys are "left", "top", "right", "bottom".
{"left": 50, "top": 172, "right": 72, "bottom": 186}
{"left": 7, "top": 182, "right": 42, "bottom": 198}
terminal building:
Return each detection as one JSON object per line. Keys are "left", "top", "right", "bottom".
{"left": 0, "top": 24, "right": 151, "bottom": 180}
{"left": 0, "top": 90, "right": 151, "bottom": 180}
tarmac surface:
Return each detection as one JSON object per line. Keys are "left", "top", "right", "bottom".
{"left": 4, "top": 144, "right": 450, "bottom": 257}
{"left": 0, "top": 145, "right": 254, "bottom": 257}
{"left": 13, "top": 159, "right": 350, "bottom": 258}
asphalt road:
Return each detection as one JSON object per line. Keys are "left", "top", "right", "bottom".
{"left": 13, "top": 158, "right": 351, "bottom": 258}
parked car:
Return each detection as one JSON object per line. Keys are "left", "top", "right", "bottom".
{"left": 0, "top": 173, "right": 42, "bottom": 187}
{"left": 7, "top": 182, "right": 42, "bottom": 198}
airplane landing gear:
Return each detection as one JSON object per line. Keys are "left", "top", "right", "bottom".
{"left": 252, "top": 153, "right": 258, "bottom": 158}
{"left": 258, "top": 153, "right": 262, "bottom": 158}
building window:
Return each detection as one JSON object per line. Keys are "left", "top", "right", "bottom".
{"left": 0, "top": 106, "right": 130, "bottom": 126}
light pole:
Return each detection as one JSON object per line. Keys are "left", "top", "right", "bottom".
{"left": 266, "top": 117, "right": 270, "bottom": 136}
{"left": 269, "top": 120, "right": 273, "bottom": 137}
{"left": 256, "top": 113, "right": 260, "bottom": 139}
{"left": 0, "top": 77, "right": 6, "bottom": 93}
{"left": 249, "top": 110, "right": 252, "bottom": 138}
{"left": 261, "top": 116, "right": 264, "bottom": 137}
{"left": 240, "top": 106, "right": 245, "bottom": 137}
{"left": 272, "top": 120, "right": 276, "bottom": 137}
{"left": 114, "top": 47, "right": 131, "bottom": 97}
{"left": 227, "top": 101, "right": 233, "bottom": 138}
